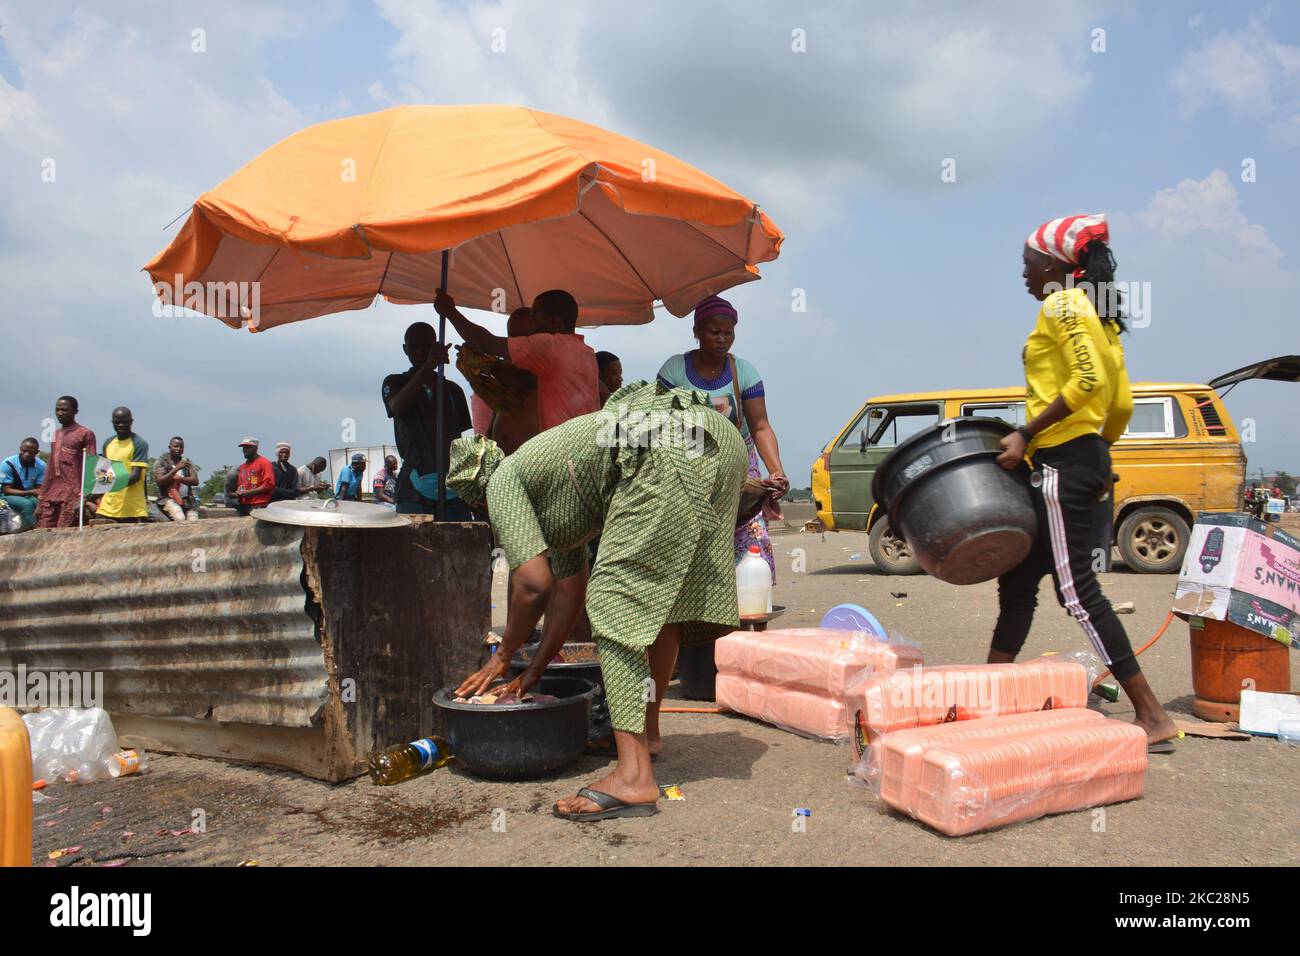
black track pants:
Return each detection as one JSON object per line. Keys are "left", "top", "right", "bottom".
{"left": 990, "top": 434, "right": 1140, "bottom": 682}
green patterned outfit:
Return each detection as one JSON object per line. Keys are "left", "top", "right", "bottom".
{"left": 449, "top": 381, "right": 747, "bottom": 733}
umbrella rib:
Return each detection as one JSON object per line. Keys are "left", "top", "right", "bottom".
{"left": 376, "top": 250, "right": 394, "bottom": 300}
{"left": 577, "top": 209, "right": 656, "bottom": 300}
{"left": 496, "top": 231, "right": 525, "bottom": 310}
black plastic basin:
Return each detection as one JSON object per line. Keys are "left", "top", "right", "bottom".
{"left": 432, "top": 675, "right": 596, "bottom": 780}
{"left": 508, "top": 642, "right": 604, "bottom": 695}
{"left": 871, "top": 417, "right": 1038, "bottom": 585}
{"left": 509, "top": 643, "right": 611, "bottom": 739}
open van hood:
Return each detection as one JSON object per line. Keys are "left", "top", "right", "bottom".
{"left": 1207, "top": 355, "right": 1300, "bottom": 390}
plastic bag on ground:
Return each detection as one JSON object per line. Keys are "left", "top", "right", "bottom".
{"left": 714, "top": 627, "right": 924, "bottom": 741}
{"left": 847, "top": 658, "right": 1090, "bottom": 749}
{"left": 22, "top": 708, "right": 138, "bottom": 784}
{"left": 904, "top": 716, "right": 1147, "bottom": 836}
{"left": 852, "top": 707, "right": 1105, "bottom": 801}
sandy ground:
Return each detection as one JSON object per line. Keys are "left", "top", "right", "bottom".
{"left": 29, "top": 523, "right": 1300, "bottom": 867}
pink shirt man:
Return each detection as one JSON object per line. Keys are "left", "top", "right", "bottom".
{"left": 507, "top": 333, "right": 600, "bottom": 430}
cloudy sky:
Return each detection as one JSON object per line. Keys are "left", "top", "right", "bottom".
{"left": 1, "top": 1, "right": 1297, "bottom": 485}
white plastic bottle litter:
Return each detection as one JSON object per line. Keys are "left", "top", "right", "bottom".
{"left": 736, "top": 545, "right": 772, "bottom": 617}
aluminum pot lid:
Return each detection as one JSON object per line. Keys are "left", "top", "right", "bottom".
{"left": 255, "top": 498, "right": 411, "bottom": 528}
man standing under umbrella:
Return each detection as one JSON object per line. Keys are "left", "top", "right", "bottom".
{"left": 382, "top": 322, "right": 473, "bottom": 518}
{"left": 435, "top": 289, "right": 600, "bottom": 432}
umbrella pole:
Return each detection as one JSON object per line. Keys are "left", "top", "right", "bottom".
{"left": 435, "top": 250, "right": 449, "bottom": 521}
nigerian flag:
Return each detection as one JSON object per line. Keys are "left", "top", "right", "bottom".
{"left": 83, "top": 455, "right": 132, "bottom": 495}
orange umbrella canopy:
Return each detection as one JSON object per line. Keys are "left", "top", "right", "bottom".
{"left": 145, "top": 105, "right": 784, "bottom": 331}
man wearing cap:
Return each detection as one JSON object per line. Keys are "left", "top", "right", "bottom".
{"left": 335, "top": 453, "right": 367, "bottom": 502}
{"left": 231, "top": 438, "right": 275, "bottom": 516}
{"left": 271, "top": 442, "right": 300, "bottom": 502}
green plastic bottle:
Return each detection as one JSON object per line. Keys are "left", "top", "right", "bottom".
{"left": 367, "top": 735, "right": 453, "bottom": 785}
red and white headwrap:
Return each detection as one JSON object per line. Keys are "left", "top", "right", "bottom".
{"left": 1026, "top": 213, "right": 1109, "bottom": 266}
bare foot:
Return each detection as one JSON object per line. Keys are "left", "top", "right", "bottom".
{"left": 1134, "top": 711, "right": 1179, "bottom": 744}
{"left": 647, "top": 734, "right": 663, "bottom": 757}
{"left": 554, "top": 770, "right": 659, "bottom": 815}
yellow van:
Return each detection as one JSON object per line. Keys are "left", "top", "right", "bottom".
{"left": 811, "top": 381, "right": 1247, "bottom": 575}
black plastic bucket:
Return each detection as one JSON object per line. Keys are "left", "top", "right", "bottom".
{"left": 676, "top": 643, "right": 718, "bottom": 700}
{"left": 508, "top": 643, "right": 610, "bottom": 739}
{"left": 872, "top": 417, "right": 1037, "bottom": 585}
{"left": 432, "top": 675, "right": 596, "bottom": 779}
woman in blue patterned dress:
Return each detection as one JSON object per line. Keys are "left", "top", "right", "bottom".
{"left": 657, "top": 296, "right": 787, "bottom": 581}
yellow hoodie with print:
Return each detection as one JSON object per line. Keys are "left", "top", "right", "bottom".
{"left": 1023, "top": 287, "right": 1132, "bottom": 452}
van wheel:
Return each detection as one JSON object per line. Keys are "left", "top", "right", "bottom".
{"left": 868, "top": 517, "right": 922, "bottom": 575}
{"left": 1117, "top": 507, "right": 1189, "bottom": 574}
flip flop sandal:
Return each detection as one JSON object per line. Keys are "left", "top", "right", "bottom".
{"left": 552, "top": 787, "right": 659, "bottom": 822}
{"left": 1147, "top": 739, "right": 1177, "bottom": 755}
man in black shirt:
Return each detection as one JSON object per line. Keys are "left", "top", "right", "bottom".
{"left": 382, "top": 321, "right": 474, "bottom": 519}
{"left": 271, "top": 442, "right": 300, "bottom": 502}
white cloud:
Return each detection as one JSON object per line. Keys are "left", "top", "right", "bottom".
{"left": 1128, "top": 168, "right": 1282, "bottom": 260}
{"left": 372, "top": 0, "right": 1098, "bottom": 231}
{"left": 1170, "top": 17, "right": 1300, "bottom": 143}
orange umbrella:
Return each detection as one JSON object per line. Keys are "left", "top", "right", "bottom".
{"left": 144, "top": 104, "right": 784, "bottom": 331}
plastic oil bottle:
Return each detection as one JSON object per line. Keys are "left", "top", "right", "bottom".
{"left": 368, "top": 736, "right": 454, "bottom": 785}
{"left": 736, "top": 545, "right": 773, "bottom": 617}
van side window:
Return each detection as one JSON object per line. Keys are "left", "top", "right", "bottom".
{"left": 867, "top": 406, "right": 942, "bottom": 448}
{"left": 1124, "top": 397, "right": 1183, "bottom": 439}
{"left": 960, "top": 402, "right": 1026, "bottom": 427}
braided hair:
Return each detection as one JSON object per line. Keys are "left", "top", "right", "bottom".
{"left": 1076, "top": 240, "right": 1126, "bottom": 333}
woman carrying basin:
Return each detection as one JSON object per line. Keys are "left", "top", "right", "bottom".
{"left": 991, "top": 214, "right": 1177, "bottom": 750}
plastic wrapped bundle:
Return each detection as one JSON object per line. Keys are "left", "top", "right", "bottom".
{"left": 911, "top": 718, "right": 1148, "bottom": 836}
{"left": 715, "top": 628, "right": 924, "bottom": 740}
{"left": 856, "top": 708, "right": 1104, "bottom": 813}
{"left": 850, "top": 659, "right": 1089, "bottom": 745}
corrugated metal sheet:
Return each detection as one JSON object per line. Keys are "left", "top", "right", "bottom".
{"left": 0, "top": 520, "right": 328, "bottom": 727}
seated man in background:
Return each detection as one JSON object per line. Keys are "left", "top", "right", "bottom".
{"left": 271, "top": 442, "right": 300, "bottom": 502}
{"left": 335, "top": 452, "right": 366, "bottom": 501}
{"left": 296, "top": 456, "right": 330, "bottom": 499}
{"left": 231, "top": 437, "right": 275, "bottom": 517}
{"left": 152, "top": 436, "right": 199, "bottom": 522}
{"left": 1, "top": 437, "right": 45, "bottom": 531}
{"left": 373, "top": 454, "right": 399, "bottom": 504}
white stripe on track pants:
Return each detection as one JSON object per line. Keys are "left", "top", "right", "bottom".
{"left": 990, "top": 434, "right": 1140, "bottom": 681}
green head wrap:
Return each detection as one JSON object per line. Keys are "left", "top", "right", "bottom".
{"left": 447, "top": 435, "right": 505, "bottom": 507}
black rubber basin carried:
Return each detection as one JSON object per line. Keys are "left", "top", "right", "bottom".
{"left": 871, "top": 417, "right": 1038, "bottom": 585}
{"left": 432, "top": 675, "right": 596, "bottom": 780}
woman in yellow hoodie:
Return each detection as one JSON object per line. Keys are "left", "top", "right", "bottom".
{"left": 992, "top": 214, "right": 1177, "bottom": 749}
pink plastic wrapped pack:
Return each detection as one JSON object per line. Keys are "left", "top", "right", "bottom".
{"left": 714, "top": 628, "right": 924, "bottom": 740}
{"left": 849, "top": 658, "right": 1089, "bottom": 746}
{"left": 855, "top": 708, "right": 1105, "bottom": 813}
{"left": 908, "top": 717, "right": 1148, "bottom": 836}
